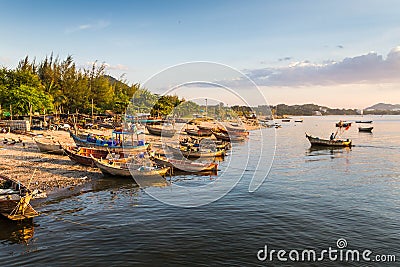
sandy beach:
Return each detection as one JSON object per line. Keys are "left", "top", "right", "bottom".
{"left": 0, "top": 120, "right": 261, "bottom": 198}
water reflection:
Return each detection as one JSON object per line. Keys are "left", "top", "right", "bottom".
{"left": 305, "top": 146, "right": 352, "bottom": 158}
{"left": 0, "top": 218, "right": 35, "bottom": 244}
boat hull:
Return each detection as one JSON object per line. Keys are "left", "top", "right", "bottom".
{"left": 153, "top": 156, "right": 218, "bottom": 172}
{"left": 0, "top": 175, "right": 38, "bottom": 220}
{"left": 34, "top": 137, "right": 64, "bottom": 155}
{"left": 63, "top": 146, "right": 127, "bottom": 167}
{"left": 92, "top": 157, "right": 170, "bottom": 180}
{"left": 146, "top": 125, "right": 176, "bottom": 137}
{"left": 358, "top": 127, "right": 373, "bottom": 132}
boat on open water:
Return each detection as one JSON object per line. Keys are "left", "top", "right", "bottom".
{"left": 305, "top": 133, "right": 352, "bottom": 147}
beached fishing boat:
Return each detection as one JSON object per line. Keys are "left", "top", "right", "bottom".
{"left": 212, "top": 131, "right": 247, "bottom": 142}
{"left": 0, "top": 175, "right": 38, "bottom": 221}
{"left": 33, "top": 136, "right": 64, "bottom": 154}
{"left": 358, "top": 126, "right": 373, "bottom": 132}
{"left": 63, "top": 146, "right": 127, "bottom": 166}
{"left": 146, "top": 125, "right": 176, "bottom": 137}
{"left": 305, "top": 133, "right": 352, "bottom": 147}
{"left": 70, "top": 131, "right": 149, "bottom": 152}
{"left": 91, "top": 156, "right": 170, "bottom": 179}
{"left": 167, "top": 145, "right": 225, "bottom": 158}
{"left": 184, "top": 128, "right": 213, "bottom": 137}
{"left": 152, "top": 155, "right": 218, "bottom": 172}
{"left": 221, "top": 124, "right": 249, "bottom": 136}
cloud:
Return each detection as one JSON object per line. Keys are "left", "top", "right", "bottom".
{"left": 243, "top": 46, "right": 400, "bottom": 86}
{"left": 84, "top": 61, "right": 129, "bottom": 71}
{"left": 66, "top": 20, "right": 110, "bottom": 33}
{"left": 278, "top": 56, "right": 292, "bottom": 61}
{"left": 105, "top": 63, "right": 129, "bottom": 71}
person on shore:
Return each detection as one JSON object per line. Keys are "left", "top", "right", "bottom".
{"left": 330, "top": 133, "right": 335, "bottom": 140}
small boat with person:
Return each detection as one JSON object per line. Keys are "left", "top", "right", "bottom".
{"left": 305, "top": 133, "right": 352, "bottom": 147}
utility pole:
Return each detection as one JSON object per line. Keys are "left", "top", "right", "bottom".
{"left": 10, "top": 104, "right": 12, "bottom": 120}
{"left": 205, "top": 98, "right": 208, "bottom": 118}
{"left": 91, "top": 98, "right": 94, "bottom": 124}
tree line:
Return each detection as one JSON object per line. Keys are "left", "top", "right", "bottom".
{"left": 0, "top": 54, "right": 141, "bottom": 117}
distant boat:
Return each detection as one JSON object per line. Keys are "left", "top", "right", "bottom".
{"left": 33, "top": 136, "right": 64, "bottom": 154}
{"left": 336, "top": 121, "right": 352, "bottom": 128}
{"left": 146, "top": 125, "right": 176, "bottom": 137}
{"left": 305, "top": 133, "right": 352, "bottom": 147}
{"left": 355, "top": 120, "right": 373, "bottom": 124}
{"left": 294, "top": 119, "right": 303, "bottom": 123}
{"left": 281, "top": 119, "right": 291, "bottom": 122}
{"left": 0, "top": 175, "right": 39, "bottom": 220}
{"left": 358, "top": 126, "right": 373, "bottom": 132}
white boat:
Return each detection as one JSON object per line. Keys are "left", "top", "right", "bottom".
{"left": 33, "top": 136, "right": 64, "bottom": 154}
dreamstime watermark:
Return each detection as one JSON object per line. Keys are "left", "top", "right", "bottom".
{"left": 124, "top": 62, "right": 276, "bottom": 207}
{"left": 257, "top": 238, "right": 397, "bottom": 263}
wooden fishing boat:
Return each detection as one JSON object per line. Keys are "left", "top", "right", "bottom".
{"left": 0, "top": 175, "right": 38, "bottom": 221}
{"left": 146, "top": 125, "right": 176, "bottom": 137}
{"left": 294, "top": 119, "right": 303, "bottom": 123}
{"left": 70, "top": 131, "right": 149, "bottom": 153}
{"left": 184, "top": 128, "right": 213, "bottom": 137}
{"left": 305, "top": 133, "right": 352, "bottom": 147}
{"left": 91, "top": 156, "right": 170, "bottom": 179}
{"left": 63, "top": 146, "right": 128, "bottom": 166}
{"left": 167, "top": 145, "right": 225, "bottom": 158}
{"left": 222, "top": 124, "right": 249, "bottom": 136}
{"left": 355, "top": 120, "right": 373, "bottom": 124}
{"left": 212, "top": 131, "right": 247, "bottom": 142}
{"left": 358, "top": 126, "right": 373, "bottom": 132}
{"left": 33, "top": 136, "right": 64, "bottom": 155}
{"left": 281, "top": 119, "right": 291, "bottom": 122}
{"left": 153, "top": 155, "right": 218, "bottom": 172}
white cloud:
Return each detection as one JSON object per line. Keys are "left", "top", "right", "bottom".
{"left": 65, "top": 20, "right": 110, "bottom": 33}
{"left": 83, "top": 61, "right": 129, "bottom": 71}
{"left": 243, "top": 46, "right": 400, "bottom": 86}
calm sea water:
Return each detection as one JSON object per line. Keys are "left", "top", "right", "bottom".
{"left": 1, "top": 115, "right": 399, "bottom": 266}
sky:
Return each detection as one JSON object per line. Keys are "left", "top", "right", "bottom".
{"left": 1, "top": 0, "right": 400, "bottom": 108}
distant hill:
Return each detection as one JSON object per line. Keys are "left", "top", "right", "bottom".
{"left": 366, "top": 103, "right": 400, "bottom": 110}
